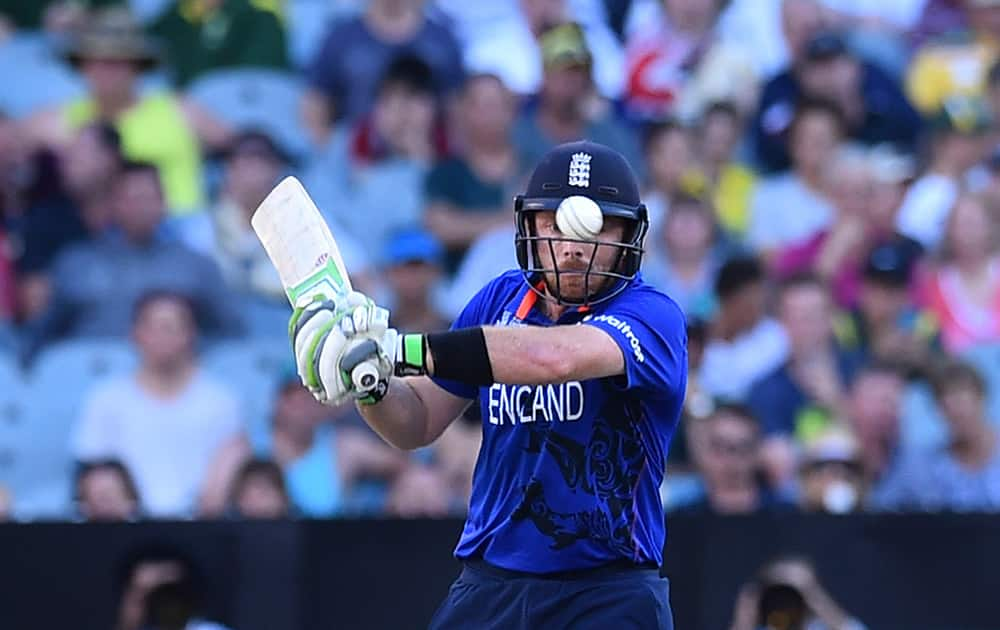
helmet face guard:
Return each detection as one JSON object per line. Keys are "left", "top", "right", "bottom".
{"left": 514, "top": 195, "right": 648, "bottom": 306}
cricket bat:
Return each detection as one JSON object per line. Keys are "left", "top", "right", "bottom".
{"left": 251, "top": 176, "right": 380, "bottom": 391}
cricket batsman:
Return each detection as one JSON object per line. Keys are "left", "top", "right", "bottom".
{"left": 291, "top": 140, "right": 687, "bottom": 628}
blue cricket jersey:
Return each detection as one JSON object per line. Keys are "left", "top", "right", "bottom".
{"left": 431, "top": 270, "right": 688, "bottom": 573}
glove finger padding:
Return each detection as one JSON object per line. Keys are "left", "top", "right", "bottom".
{"left": 292, "top": 302, "right": 336, "bottom": 392}
{"left": 315, "top": 326, "right": 357, "bottom": 405}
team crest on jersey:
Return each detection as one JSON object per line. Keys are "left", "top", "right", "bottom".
{"left": 568, "top": 152, "right": 592, "bottom": 187}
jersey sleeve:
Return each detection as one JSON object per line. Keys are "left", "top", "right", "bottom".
{"left": 428, "top": 276, "right": 502, "bottom": 400}
{"left": 582, "top": 288, "right": 687, "bottom": 399}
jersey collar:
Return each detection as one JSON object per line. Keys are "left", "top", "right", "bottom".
{"left": 513, "top": 280, "right": 591, "bottom": 325}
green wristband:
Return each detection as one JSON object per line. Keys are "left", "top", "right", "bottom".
{"left": 395, "top": 333, "right": 427, "bottom": 377}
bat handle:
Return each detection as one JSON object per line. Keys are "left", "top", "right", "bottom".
{"left": 342, "top": 340, "right": 381, "bottom": 393}
{"left": 352, "top": 361, "right": 380, "bottom": 391}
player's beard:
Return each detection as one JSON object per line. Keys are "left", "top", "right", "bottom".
{"left": 542, "top": 257, "right": 616, "bottom": 303}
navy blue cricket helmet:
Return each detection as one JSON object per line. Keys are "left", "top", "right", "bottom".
{"left": 514, "top": 140, "right": 648, "bottom": 305}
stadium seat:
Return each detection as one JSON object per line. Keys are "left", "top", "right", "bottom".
{"left": 0, "top": 33, "right": 85, "bottom": 118}
{"left": 185, "top": 69, "right": 312, "bottom": 160}
{"left": 0, "top": 367, "right": 72, "bottom": 519}
{"left": 15, "top": 340, "right": 138, "bottom": 518}
{"left": 30, "top": 339, "right": 138, "bottom": 415}
{"left": 201, "top": 338, "right": 293, "bottom": 442}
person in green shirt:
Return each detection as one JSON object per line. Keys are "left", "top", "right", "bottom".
{"left": 149, "top": 0, "right": 289, "bottom": 87}
{"left": 424, "top": 74, "right": 520, "bottom": 274}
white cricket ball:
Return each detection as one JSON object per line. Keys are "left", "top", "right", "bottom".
{"left": 555, "top": 195, "right": 604, "bottom": 240}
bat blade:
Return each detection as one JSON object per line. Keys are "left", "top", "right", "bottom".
{"left": 251, "top": 176, "right": 352, "bottom": 306}
{"left": 251, "top": 176, "right": 380, "bottom": 394}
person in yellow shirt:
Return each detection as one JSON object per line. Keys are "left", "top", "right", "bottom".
{"left": 25, "top": 8, "right": 229, "bottom": 213}
{"left": 906, "top": 0, "right": 1000, "bottom": 114}
{"left": 696, "top": 101, "right": 756, "bottom": 238}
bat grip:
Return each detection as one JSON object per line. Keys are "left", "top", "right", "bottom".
{"left": 341, "top": 340, "right": 381, "bottom": 392}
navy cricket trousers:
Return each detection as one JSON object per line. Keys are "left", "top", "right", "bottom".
{"left": 428, "top": 560, "right": 673, "bottom": 630}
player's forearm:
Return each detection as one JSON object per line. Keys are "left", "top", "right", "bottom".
{"left": 426, "top": 325, "right": 622, "bottom": 385}
{"left": 356, "top": 378, "right": 433, "bottom": 451}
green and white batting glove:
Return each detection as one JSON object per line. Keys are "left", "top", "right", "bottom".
{"left": 289, "top": 290, "right": 396, "bottom": 406}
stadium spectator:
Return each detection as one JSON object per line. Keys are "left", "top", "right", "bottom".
{"left": 303, "top": 55, "right": 443, "bottom": 263}
{"left": 382, "top": 229, "right": 449, "bottom": 333}
{"left": 980, "top": 140, "right": 1000, "bottom": 204}
{"left": 772, "top": 145, "right": 920, "bottom": 309}
{"left": 878, "top": 361, "right": 1000, "bottom": 511}
{"left": 674, "top": 319, "right": 712, "bottom": 478}
{"left": 835, "top": 241, "right": 937, "bottom": 376}
{"left": 427, "top": 416, "right": 482, "bottom": 515}
{"left": 0, "top": 109, "right": 28, "bottom": 322}
{"left": 439, "top": 0, "right": 625, "bottom": 99}
{"left": 424, "top": 73, "right": 519, "bottom": 273}
{"left": 753, "top": 30, "right": 921, "bottom": 172}
{"left": 713, "top": 0, "right": 828, "bottom": 82}
{"left": 642, "top": 194, "right": 725, "bottom": 320}
{"left": 748, "top": 99, "right": 840, "bottom": 262}
{"left": 771, "top": 145, "right": 873, "bottom": 287}
{"left": 699, "top": 256, "right": 789, "bottom": 403}
{"left": 908, "top": 0, "right": 970, "bottom": 50}
{"left": 302, "top": 0, "right": 463, "bottom": 139}
{"left": 438, "top": 221, "right": 518, "bottom": 319}
{"left": 9, "top": 123, "right": 122, "bottom": 322}
{"left": 512, "top": 22, "right": 642, "bottom": 178}
{"left": 844, "top": 362, "right": 911, "bottom": 510}
{"left": 696, "top": 102, "right": 757, "bottom": 238}
{"left": 622, "top": 0, "right": 726, "bottom": 121}
{"left": 731, "top": 556, "right": 868, "bottom": 630}
{"left": 24, "top": 162, "right": 243, "bottom": 352}
{"left": 227, "top": 458, "right": 291, "bottom": 519}
{"left": 0, "top": 0, "right": 109, "bottom": 33}
{"left": 0, "top": 225, "right": 14, "bottom": 325}
{"left": 11, "top": 123, "right": 121, "bottom": 274}
{"left": 115, "top": 543, "right": 231, "bottom": 630}
{"left": 906, "top": 0, "right": 1000, "bottom": 114}
{"left": 71, "top": 290, "right": 243, "bottom": 517}
{"left": 385, "top": 463, "right": 453, "bottom": 518}
{"left": 75, "top": 459, "right": 142, "bottom": 521}
{"left": 921, "top": 192, "right": 1000, "bottom": 353}
{"left": 149, "top": 0, "right": 289, "bottom": 87}
{"left": 818, "top": 0, "right": 926, "bottom": 78}
{"left": 200, "top": 370, "right": 407, "bottom": 517}
{"left": 748, "top": 273, "right": 866, "bottom": 489}
{"left": 23, "top": 8, "right": 222, "bottom": 212}
{"left": 642, "top": 120, "right": 701, "bottom": 229}
{"left": 867, "top": 142, "right": 916, "bottom": 237}
{"left": 987, "top": 59, "right": 1000, "bottom": 133}
{"left": 896, "top": 97, "right": 993, "bottom": 250}
{"left": 210, "top": 129, "right": 289, "bottom": 303}
{"left": 673, "top": 404, "right": 795, "bottom": 515}
{"left": 798, "top": 427, "right": 866, "bottom": 513}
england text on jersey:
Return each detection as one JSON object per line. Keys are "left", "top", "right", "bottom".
{"left": 486, "top": 382, "right": 585, "bottom": 425}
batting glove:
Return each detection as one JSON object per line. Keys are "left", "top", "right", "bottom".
{"left": 289, "top": 291, "right": 397, "bottom": 406}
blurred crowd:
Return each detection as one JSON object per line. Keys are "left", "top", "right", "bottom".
{"left": 2, "top": 0, "right": 1000, "bottom": 528}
